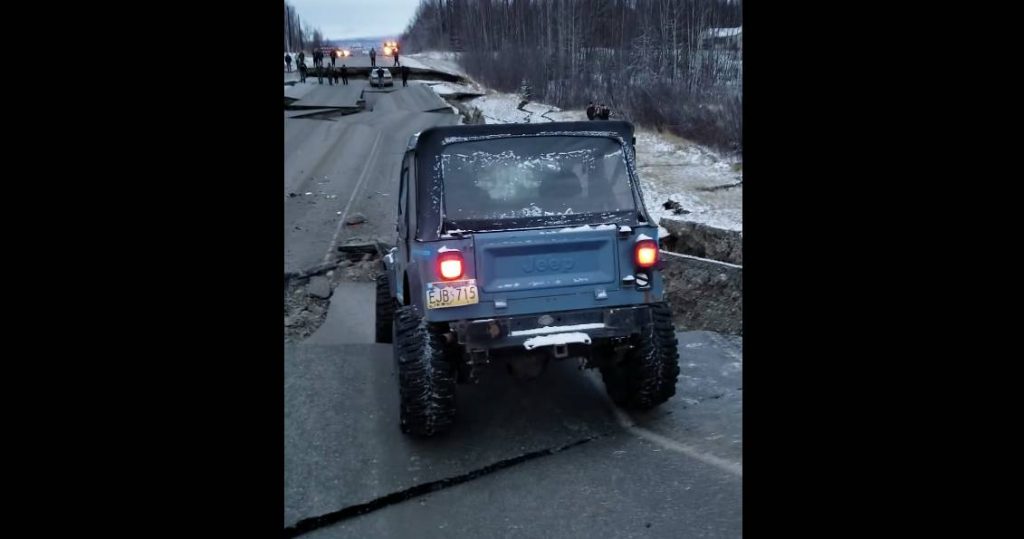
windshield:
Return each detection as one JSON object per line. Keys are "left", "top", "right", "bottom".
{"left": 440, "top": 136, "right": 637, "bottom": 230}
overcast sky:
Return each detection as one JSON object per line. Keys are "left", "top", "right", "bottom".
{"left": 289, "top": 0, "right": 422, "bottom": 40}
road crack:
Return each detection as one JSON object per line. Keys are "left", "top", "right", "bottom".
{"left": 283, "top": 435, "right": 601, "bottom": 537}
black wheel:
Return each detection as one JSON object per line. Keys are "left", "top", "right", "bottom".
{"left": 375, "top": 274, "right": 397, "bottom": 343}
{"left": 394, "top": 306, "right": 456, "bottom": 436}
{"left": 599, "top": 303, "right": 680, "bottom": 410}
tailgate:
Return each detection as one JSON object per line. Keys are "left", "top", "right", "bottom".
{"left": 472, "top": 227, "right": 619, "bottom": 294}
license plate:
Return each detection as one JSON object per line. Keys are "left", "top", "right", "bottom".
{"left": 425, "top": 279, "right": 479, "bottom": 309}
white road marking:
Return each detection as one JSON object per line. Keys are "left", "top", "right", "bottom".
{"left": 584, "top": 372, "right": 742, "bottom": 477}
{"left": 323, "top": 131, "right": 384, "bottom": 264}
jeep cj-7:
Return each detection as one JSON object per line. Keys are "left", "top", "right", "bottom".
{"left": 377, "top": 121, "right": 680, "bottom": 436}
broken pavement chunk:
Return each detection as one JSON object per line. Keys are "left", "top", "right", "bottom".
{"left": 345, "top": 213, "right": 367, "bottom": 225}
{"left": 307, "top": 276, "right": 332, "bottom": 299}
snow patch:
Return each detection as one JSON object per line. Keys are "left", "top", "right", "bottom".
{"left": 705, "top": 26, "right": 742, "bottom": 38}
{"left": 522, "top": 332, "right": 592, "bottom": 350}
{"left": 467, "top": 93, "right": 566, "bottom": 125}
{"left": 559, "top": 224, "right": 617, "bottom": 233}
{"left": 426, "top": 81, "right": 484, "bottom": 96}
{"left": 510, "top": 323, "right": 606, "bottom": 337}
{"left": 634, "top": 128, "right": 742, "bottom": 232}
{"left": 404, "top": 51, "right": 467, "bottom": 76}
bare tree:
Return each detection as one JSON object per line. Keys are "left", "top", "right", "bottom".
{"left": 285, "top": 0, "right": 323, "bottom": 53}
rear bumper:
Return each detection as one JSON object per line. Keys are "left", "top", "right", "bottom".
{"left": 449, "top": 305, "right": 651, "bottom": 350}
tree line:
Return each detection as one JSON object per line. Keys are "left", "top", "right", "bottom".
{"left": 285, "top": 0, "right": 326, "bottom": 53}
{"left": 402, "top": 0, "right": 742, "bottom": 153}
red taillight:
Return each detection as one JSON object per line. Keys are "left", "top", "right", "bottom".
{"left": 634, "top": 239, "right": 659, "bottom": 268}
{"left": 437, "top": 251, "right": 464, "bottom": 280}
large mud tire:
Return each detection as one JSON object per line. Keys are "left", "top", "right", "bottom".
{"left": 375, "top": 274, "right": 396, "bottom": 344}
{"left": 600, "top": 303, "right": 680, "bottom": 410}
{"left": 394, "top": 306, "right": 456, "bottom": 436}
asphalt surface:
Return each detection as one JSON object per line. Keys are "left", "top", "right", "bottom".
{"left": 284, "top": 76, "right": 457, "bottom": 275}
{"left": 286, "top": 82, "right": 363, "bottom": 108}
{"left": 284, "top": 283, "right": 742, "bottom": 536}
{"left": 284, "top": 65, "right": 742, "bottom": 537}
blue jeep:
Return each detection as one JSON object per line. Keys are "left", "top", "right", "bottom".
{"left": 377, "top": 121, "right": 680, "bottom": 436}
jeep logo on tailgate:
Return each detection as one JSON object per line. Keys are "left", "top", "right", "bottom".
{"left": 521, "top": 256, "right": 575, "bottom": 273}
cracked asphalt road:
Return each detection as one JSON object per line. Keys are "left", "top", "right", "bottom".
{"left": 285, "top": 313, "right": 742, "bottom": 537}
{"left": 284, "top": 74, "right": 742, "bottom": 537}
{"left": 284, "top": 78, "right": 456, "bottom": 275}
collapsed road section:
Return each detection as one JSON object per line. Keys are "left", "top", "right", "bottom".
{"left": 285, "top": 242, "right": 386, "bottom": 342}
{"left": 659, "top": 217, "right": 742, "bottom": 335}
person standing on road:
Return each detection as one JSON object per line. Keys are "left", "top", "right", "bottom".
{"left": 317, "top": 65, "right": 324, "bottom": 84}
{"left": 298, "top": 62, "right": 307, "bottom": 83}
{"left": 284, "top": 53, "right": 292, "bottom": 72}
{"left": 369, "top": 47, "right": 376, "bottom": 67}
{"left": 376, "top": 67, "right": 384, "bottom": 87}
{"left": 586, "top": 101, "right": 596, "bottom": 120}
{"left": 297, "top": 51, "right": 305, "bottom": 68}
{"left": 393, "top": 49, "right": 400, "bottom": 67}
{"left": 401, "top": 65, "right": 409, "bottom": 87}
{"left": 340, "top": 64, "right": 348, "bottom": 85}
{"left": 598, "top": 103, "right": 610, "bottom": 120}
{"left": 330, "top": 49, "right": 337, "bottom": 67}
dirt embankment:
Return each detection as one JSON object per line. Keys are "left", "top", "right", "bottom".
{"left": 659, "top": 217, "right": 742, "bottom": 335}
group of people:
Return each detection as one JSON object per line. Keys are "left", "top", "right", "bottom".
{"left": 299, "top": 64, "right": 412, "bottom": 87}
{"left": 304, "top": 64, "right": 349, "bottom": 85}
{"left": 367, "top": 48, "right": 400, "bottom": 68}
{"left": 286, "top": 48, "right": 411, "bottom": 87}
{"left": 586, "top": 102, "right": 611, "bottom": 120}
{"left": 285, "top": 50, "right": 341, "bottom": 73}
{"left": 311, "top": 49, "right": 337, "bottom": 67}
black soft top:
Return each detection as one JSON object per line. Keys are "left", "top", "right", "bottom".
{"left": 412, "top": 121, "right": 640, "bottom": 240}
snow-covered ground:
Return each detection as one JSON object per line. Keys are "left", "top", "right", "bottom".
{"left": 465, "top": 93, "right": 588, "bottom": 124}
{"left": 396, "top": 52, "right": 742, "bottom": 232}
{"left": 634, "top": 130, "right": 742, "bottom": 231}
{"left": 419, "top": 81, "right": 485, "bottom": 96}
{"left": 404, "top": 51, "right": 467, "bottom": 77}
